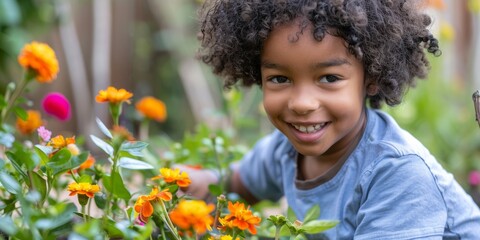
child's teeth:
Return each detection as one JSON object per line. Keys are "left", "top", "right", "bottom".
{"left": 293, "top": 123, "right": 324, "bottom": 133}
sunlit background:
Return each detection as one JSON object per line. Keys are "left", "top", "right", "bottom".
{"left": 0, "top": 0, "right": 479, "bottom": 187}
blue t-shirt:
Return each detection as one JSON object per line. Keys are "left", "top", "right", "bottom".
{"left": 238, "top": 109, "right": 480, "bottom": 239}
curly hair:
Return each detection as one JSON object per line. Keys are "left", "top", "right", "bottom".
{"left": 197, "top": 0, "right": 440, "bottom": 108}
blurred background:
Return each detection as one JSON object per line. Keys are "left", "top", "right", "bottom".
{"left": 0, "top": 0, "right": 479, "bottom": 188}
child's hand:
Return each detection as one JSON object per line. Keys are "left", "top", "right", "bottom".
{"left": 174, "top": 164, "right": 219, "bottom": 200}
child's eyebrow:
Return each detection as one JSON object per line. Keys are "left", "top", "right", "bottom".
{"left": 311, "top": 58, "right": 351, "bottom": 69}
{"left": 261, "top": 58, "right": 351, "bottom": 70}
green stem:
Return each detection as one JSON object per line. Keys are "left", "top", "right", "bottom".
{"left": 275, "top": 226, "right": 280, "bottom": 240}
{"left": 0, "top": 70, "right": 34, "bottom": 124}
{"left": 210, "top": 137, "right": 224, "bottom": 189}
{"left": 159, "top": 200, "right": 181, "bottom": 240}
{"left": 82, "top": 204, "right": 87, "bottom": 222}
{"left": 139, "top": 118, "right": 150, "bottom": 141}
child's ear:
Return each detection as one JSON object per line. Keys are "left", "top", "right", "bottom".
{"left": 366, "top": 83, "right": 379, "bottom": 96}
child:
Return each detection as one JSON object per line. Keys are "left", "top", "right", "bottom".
{"left": 185, "top": 0, "right": 480, "bottom": 239}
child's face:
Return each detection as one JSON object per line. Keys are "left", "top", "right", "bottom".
{"left": 260, "top": 22, "right": 367, "bottom": 161}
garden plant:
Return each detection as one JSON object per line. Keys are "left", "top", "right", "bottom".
{"left": 0, "top": 42, "right": 338, "bottom": 239}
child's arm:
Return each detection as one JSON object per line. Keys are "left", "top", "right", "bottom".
{"left": 177, "top": 165, "right": 260, "bottom": 205}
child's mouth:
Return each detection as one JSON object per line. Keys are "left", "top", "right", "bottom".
{"left": 291, "top": 122, "right": 328, "bottom": 133}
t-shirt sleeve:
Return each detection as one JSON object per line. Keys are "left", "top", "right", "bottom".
{"left": 352, "top": 154, "right": 447, "bottom": 240}
{"left": 237, "top": 130, "right": 286, "bottom": 202}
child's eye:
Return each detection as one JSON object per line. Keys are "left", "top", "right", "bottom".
{"left": 319, "top": 75, "right": 340, "bottom": 83}
{"left": 269, "top": 76, "right": 290, "bottom": 84}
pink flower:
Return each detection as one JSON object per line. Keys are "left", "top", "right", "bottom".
{"left": 469, "top": 171, "right": 480, "bottom": 186}
{"left": 42, "top": 92, "right": 71, "bottom": 121}
{"left": 37, "top": 126, "right": 52, "bottom": 142}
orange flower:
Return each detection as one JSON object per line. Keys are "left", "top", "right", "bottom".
{"left": 18, "top": 41, "right": 59, "bottom": 83}
{"left": 134, "top": 187, "right": 172, "bottom": 222}
{"left": 169, "top": 200, "right": 215, "bottom": 235}
{"left": 135, "top": 96, "right": 167, "bottom": 122}
{"left": 151, "top": 168, "right": 191, "bottom": 187}
{"left": 68, "top": 182, "right": 100, "bottom": 198}
{"left": 47, "top": 135, "right": 75, "bottom": 149}
{"left": 16, "top": 110, "right": 43, "bottom": 135}
{"left": 95, "top": 86, "right": 133, "bottom": 104}
{"left": 78, "top": 154, "right": 95, "bottom": 170}
{"left": 218, "top": 201, "right": 261, "bottom": 235}
{"left": 111, "top": 125, "right": 135, "bottom": 141}
{"left": 426, "top": 0, "right": 445, "bottom": 10}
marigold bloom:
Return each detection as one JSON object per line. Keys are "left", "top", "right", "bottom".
{"left": 135, "top": 96, "right": 167, "bottom": 122}
{"left": 111, "top": 125, "right": 135, "bottom": 141}
{"left": 95, "top": 86, "right": 133, "bottom": 104}
{"left": 68, "top": 182, "right": 100, "bottom": 198}
{"left": 169, "top": 200, "right": 215, "bottom": 235}
{"left": 219, "top": 201, "right": 261, "bottom": 235}
{"left": 42, "top": 92, "right": 71, "bottom": 121}
{"left": 16, "top": 110, "right": 43, "bottom": 135}
{"left": 134, "top": 187, "right": 172, "bottom": 222}
{"left": 78, "top": 154, "right": 95, "bottom": 170}
{"left": 151, "top": 168, "right": 191, "bottom": 187}
{"left": 18, "top": 41, "right": 59, "bottom": 83}
{"left": 47, "top": 135, "right": 75, "bottom": 149}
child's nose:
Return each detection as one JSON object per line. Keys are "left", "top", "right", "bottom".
{"left": 288, "top": 87, "right": 319, "bottom": 115}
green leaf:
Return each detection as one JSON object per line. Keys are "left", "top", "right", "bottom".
{"left": 301, "top": 220, "right": 339, "bottom": 234}
{"left": 47, "top": 151, "right": 87, "bottom": 175}
{"left": 13, "top": 106, "right": 27, "bottom": 120}
{"left": 0, "top": 171, "right": 21, "bottom": 194}
{"left": 35, "top": 203, "right": 76, "bottom": 229}
{"left": 96, "top": 118, "right": 113, "bottom": 139}
{"left": 4, "top": 152, "right": 28, "bottom": 182}
{"left": 31, "top": 171, "right": 47, "bottom": 201}
{"left": 6, "top": 148, "right": 39, "bottom": 171}
{"left": 303, "top": 205, "right": 320, "bottom": 223}
{"left": 0, "top": 0, "right": 20, "bottom": 25}
{"left": 117, "top": 157, "right": 153, "bottom": 170}
{"left": 287, "top": 207, "right": 297, "bottom": 222}
{"left": 94, "top": 194, "right": 107, "bottom": 209}
{"left": 90, "top": 135, "right": 113, "bottom": 157}
{"left": 120, "top": 141, "right": 148, "bottom": 157}
{"left": 103, "top": 171, "right": 131, "bottom": 201}
{"left": 208, "top": 183, "right": 223, "bottom": 196}
{"left": 49, "top": 148, "right": 72, "bottom": 164}
{"left": 0, "top": 216, "right": 18, "bottom": 235}
{"left": 73, "top": 218, "right": 102, "bottom": 238}
{"left": 34, "top": 145, "right": 53, "bottom": 165}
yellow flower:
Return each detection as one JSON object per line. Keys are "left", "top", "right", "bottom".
{"left": 219, "top": 201, "right": 261, "bottom": 235}
{"left": 169, "top": 200, "right": 215, "bottom": 235}
{"left": 439, "top": 21, "right": 454, "bottom": 42}
{"left": 18, "top": 41, "right": 59, "bottom": 83}
{"left": 47, "top": 135, "right": 76, "bottom": 149}
{"left": 16, "top": 110, "right": 43, "bottom": 135}
{"left": 135, "top": 96, "right": 167, "bottom": 122}
{"left": 208, "top": 236, "right": 239, "bottom": 240}
{"left": 151, "top": 168, "right": 191, "bottom": 187}
{"left": 95, "top": 86, "right": 133, "bottom": 104}
{"left": 134, "top": 187, "right": 172, "bottom": 222}
{"left": 68, "top": 182, "right": 100, "bottom": 198}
